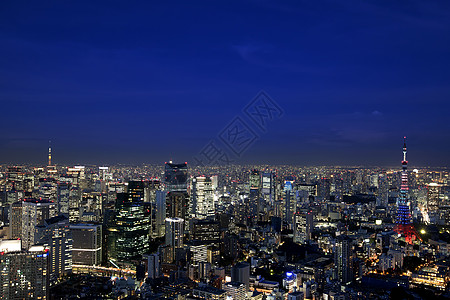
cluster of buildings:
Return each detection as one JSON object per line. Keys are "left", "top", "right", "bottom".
{"left": 0, "top": 141, "right": 449, "bottom": 299}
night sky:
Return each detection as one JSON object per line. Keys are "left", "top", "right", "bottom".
{"left": 1, "top": 1, "right": 450, "bottom": 167}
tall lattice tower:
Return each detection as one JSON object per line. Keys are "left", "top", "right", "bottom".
{"left": 47, "top": 140, "right": 57, "bottom": 175}
{"left": 394, "top": 137, "right": 421, "bottom": 243}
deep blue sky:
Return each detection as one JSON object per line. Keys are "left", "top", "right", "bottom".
{"left": 1, "top": 1, "right": 450, "bottom": 166}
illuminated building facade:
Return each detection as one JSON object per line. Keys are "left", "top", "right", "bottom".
{"left": 282, "top": 177, "right": 296, "bottom": 224}
{"left": 249, "top": 169, "right": 261, "bottom": 217}
{"left": 334, "top": 235, "right": 353, "bottom": 284}
{"left": 146, "top": 253, "right": 160, "bottom": 279}
{"left": 154, "top": 190, "right": 166, "bottom": 238}
{"left": 35, "top": 215, "right": 72, "bottom": 282}
{"left": 191, "top": 219, "right": 220, "bottom": 245}
{"left": 166, "top": 191, "right": 188, "bottom": 221}
{"left": 22, "top": 198, "right": 56, "bottom": 249}
{"left": 427, "top": 183, "right": 441, "bottom": 211}
{"left": 293, "top": 209, "right": 313, "bottom": 244}
{"left": 108, "top": 190, "right": 151, "bottom": 264}
{"left": 411, "top": 265, "right": 449, "bottom": 290}
{"left": 57, "top": 182, "right": 70, "bottom": 215}
{"left": 191, "top": 176, "right": 214, "bottom": 219}
{"left": 165, "top": 217, "right": 184, "bottom": 261}
{"left": 164, "top": 162, "right": 188, "bottom": 192}
{"left": 224, "top": 281, "right": 246, "bottom": 300}
{"left": 164, "top": 162, "right": 189, "bottom": 225}
{"left": 192, "top": 286, "right": 226, "bottom": 300}
{"left": 0, "top": 240, "right": 49, "bottom": 299}
{"left": 9, "top": 201, "right": 22, "bottom": 240}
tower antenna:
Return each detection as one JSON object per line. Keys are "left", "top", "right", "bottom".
{"left": 48, "top": 140, "right": 52, "bottom": 166}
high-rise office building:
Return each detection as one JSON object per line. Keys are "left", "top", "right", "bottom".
{"left": 164, "top": 162, "right": 188, "bottom": 192}
{"left": 164, "top": 162, "right": 189, "bottom": 233}
{"left": 293, "top": 209, "right": 313, "bottom": 244}
{"left": 108, "top": 191, "right": 151, "bottom": 264}
{"left": 35, "top": 215, "right": 72, "bottom": 282}
{"left": 68, "top": 186, "right": 82, "bottom": 222}
{"left": 377, "top": 173, "right": 389, "bottom": 207}
{"left": 318, "top": 177, "right": 331, "bottom": 201}
{"left": 249, "top": 170, "right": 261, "bottom": 217}
{"left": 146, "top": 253, "right": 160, "bottom": 279}
{"left": 22, "top": 198, "right": 56, "bottom": 249}
{"left": 282, "top": 178, "right": 296, "bottom": 224}
{"left": 39, "top": 177, "right": 58, "bottom": 202}
{"left": 70, "top": 223, "right": 102, "bottom": 266}
{"left": 427, "top": 183, "right": 441, "bottom": 212}
{"left": 165, "top": 217, "right": 184, "bottom": 262}
{"left": 9, "top": 201, "right": 22, "bottom": 239}
{"left": 231, "top": 261, "right": 250, "bottom": 291}
{"left": 427, "top": 182, "right": 441, "bottom": 224}
{"left": 192, "top": 176, "right": 215, "bottom": 219}
{"left": 334, "top": 235, "right": 353, "bottom": 284}
{"left": 0, "top": 240, "right": 49, "bottom": 299}
{"left": 155, "top": 190, "right": 166, "bottom": 238}
{"left": 6, "top": 166, "right": 24, "bottom": 192}
{"left": 166, "top": 191, "right": 188, "bottom": 220}
{"left": 128, "top": 180, "right": 145, "bottom": 202}
{"left": 191, "top": 219, "right": 220, "bottom": 245}
{"left": 57, "top": 181, "right": 70, "bottom": 215}
{"left": 261, "top": 171, "right": 275, "bottom": 196}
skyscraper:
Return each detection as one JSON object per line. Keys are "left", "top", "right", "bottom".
{"left": 164, "top": 162, "right": 189, "bottom": 224}
{"left": 21, "top": 198, "right": 56, "bottom": 249}
{"left": 166, "top": 191, "right": 188, "bottom": 220}
{"left": 70, "top": 223, "right": 102, "bottom": 266}
{"left": 35, "top": 214, "right": 72, "bottom": 282}
{"left": 249, "top": 169, "right": 261, "bottom": 217}
{"left": 192, "top": 176, "right": 214, "bottom": 219}
{"left": 165, "top": 217, "right": 184, "bottom": 262}
{"left": 68, "top": 186, "right": 82, "bottom": 222}
{"left": 155, "top": 190, "right": 167, "bottom": 238}
{"left": 334, "top": 235, "right": 353, "bottom": 284}
{"left": 164, "top": 162, "right": 188, "bottom": 192}
{"left": 146, "top": 253, "right": 160, "bottom": 279}
{"left": 427, "top": 183, "right": 440, "bottom": 212}
{"left": 9, "top": 201, "right": 22, "bottom": 239}
{"left": 282, "top": 177, "right": 296, "bottom": 224}
{"left": 108, "top": 190, "right": 151, "bottom": 264}
{"left": 57, "top": 181, "right": 70, "bottom": 215}
{"left": 427, "top": 182, "right": 441, "bottom": 224}
{"left": 293, "top": 209, "right": 313, "bottom": 244}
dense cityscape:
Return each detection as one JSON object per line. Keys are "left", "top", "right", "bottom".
{"left": 2, "top": 1, "right": 450, "bottom": 299}
{"left": 0, "top": 140, "right": 449, "bottom": 299}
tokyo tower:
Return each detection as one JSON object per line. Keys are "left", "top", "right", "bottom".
{"left": 394, "top": 137, "right": 421, "bottom": 244}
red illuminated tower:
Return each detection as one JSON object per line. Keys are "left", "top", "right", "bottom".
{"left": 394, "top": 137, "right": 421, "bottom": 243}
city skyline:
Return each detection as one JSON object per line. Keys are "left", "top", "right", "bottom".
{"left": 2, "top": 2, "right": 450, "bottom": 298}
{"left": 1, "top": 1, "right": 450, "bottom": 166}
{"left": 1, "top": 137, "right": 449, "bottom": 298}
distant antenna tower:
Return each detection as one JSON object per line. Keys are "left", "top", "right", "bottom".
{"left": 48, "top": 140, "right": 52, "bottom": 166}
